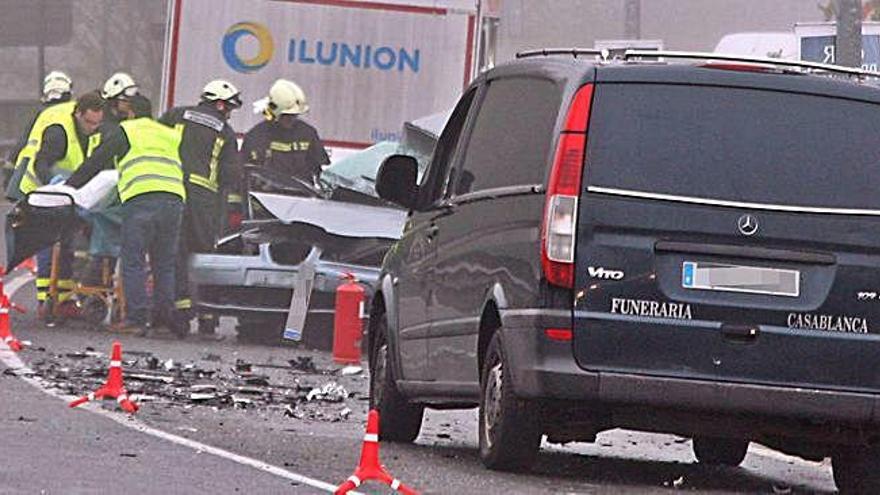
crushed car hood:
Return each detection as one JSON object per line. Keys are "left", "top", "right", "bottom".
{"left": 250, "top": 192, "right": 406, "bottom": 240}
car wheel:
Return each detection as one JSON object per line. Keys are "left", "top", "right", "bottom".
{"left": 479, "top": 332, "right": 542, "bottom": 471}
{"left": 692, "top": 437, "right": 749, "bottom": 466}
{"left": 833, "top": 445, "right": 880, "bottom": 494}
{"left": 369, "top": 311, "right": 424, "bottom": 442}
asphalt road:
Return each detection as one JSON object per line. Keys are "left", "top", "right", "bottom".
{"left": 0, "top": 270, "right": 842, "bottom": 495}
{"left": 0, "top": 198, "right": 840, "bottom": 494}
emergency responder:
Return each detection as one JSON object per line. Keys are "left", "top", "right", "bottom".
{"left": 159, "top": 79, "right": 242, "bottom": 340}
{"left": 101, "top": 72, "right": 139, "bottom": 124}
{"left": 241, "top": 79, "right": 329, "bottom": 186}
{"left": 5, "top": 71, "right": 74, "bottom": 200}
{"left": 76, "top": 73, "right": 139, "bottom": 288}
{"left": 66, "top": 95, "right": 187, "bottom": 338}
{"left": 17, "top": 91, "right": 104, "bottom": 320}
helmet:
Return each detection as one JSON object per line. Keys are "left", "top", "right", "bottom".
{"left": 102, "top": 72, "right": 138, "bottom": 100}
{"left": 42, "top": 71, "right": 72, "bottom": 102}
{"left": 268, "top": 79, "right": 309, "bottom": 115}
{"left": 201, "top": 79, "right": 242, "bottom": 108}
{"left": 43, "top": 70, "right": 72, "bottom": 88}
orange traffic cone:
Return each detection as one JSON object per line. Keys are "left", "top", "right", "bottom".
{"left": 69, "top": 341, "right": 138, "bottom": 413}
{"left": 0, "top": 294, "right": 22, "bottom": 352}
{"left": 334, "top": 410, "right": 419, "bottom": 495}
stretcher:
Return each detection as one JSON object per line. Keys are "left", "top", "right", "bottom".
{"left": 6, "top": 184, "right": 126, "bottom": 325}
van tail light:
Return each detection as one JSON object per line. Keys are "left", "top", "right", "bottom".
{"left": 542, "top": 84, "right": 594, "bottom": 289}
{"left": 544, "top": 328, "right": 573, "bottom": 342}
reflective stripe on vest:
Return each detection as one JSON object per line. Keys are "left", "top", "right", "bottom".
{"left": 18, "top": 101, "right": 85, "bottom": 194}
{"left": 87, "top": 132, "right": 102, "bottom": 157}
{"left": 116, "top": 118, "right": 186, "bottom": 203}
{"left": 176, "top": 121, "right": 224, "bottom": 194}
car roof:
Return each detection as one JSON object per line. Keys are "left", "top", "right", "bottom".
{"left": 485, "top": 55, "right": 880, "bottom": 104}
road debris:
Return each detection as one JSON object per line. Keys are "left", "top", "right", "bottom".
{"left": 234, "top": 359, "right": 252, "bottom": 374}
{"left": 306, "top": 382, "right": 348, "bottom": 402}
{"left": 202, "top": 353, "right": 222, "bottom": 362}
{"left": 338, "top": 365, "right": 362, "bottom": 376}
{"left": 24, "top": 345, "right": 367, "bottom": 423}
{"left": 289, "top": 356, "right": 318, "bottom": 373}
{"left": 663, "top": 475, "right": 686, "bottom": 489}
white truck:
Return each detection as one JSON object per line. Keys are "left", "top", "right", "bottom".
{"left": 160, "top": 0, "right": 482, "bottom": 155}
{"left": 714, "top": 22, "right": 880, "bottom": 71}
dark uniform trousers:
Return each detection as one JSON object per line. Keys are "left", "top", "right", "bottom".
{"left": 175, "top": 184, "right": 220, "bottom": 329}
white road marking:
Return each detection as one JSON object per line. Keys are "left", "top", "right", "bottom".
{"left": 0, "top": 271, "right": 360, "bottom": 494}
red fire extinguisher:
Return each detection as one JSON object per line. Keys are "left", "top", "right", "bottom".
{"left": 333, "top": 273, "right": 365, "bottom": 364}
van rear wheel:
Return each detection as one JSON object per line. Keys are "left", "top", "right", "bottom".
{"left": 479, "top": 332, "right": 542, "bottom": 471}
{"left": 692, "top": 437, "right": 749, "bottom": 466}
{"left": 833, "top": 445, "right": 880, "bottom": 494}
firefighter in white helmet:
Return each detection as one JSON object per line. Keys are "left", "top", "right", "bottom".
{"left": 5, "top": 70, "right": 75, "bottom": 200}
{"left": 42, "top": 71, "right": 73, "bottom": 104}
{"left": 101, "top": 72, "right": 139, "bottom": 124}
{"left": 242, "top": 79, "right": 329, "bottom": 187}
{"left": 159, "top": 79, "right": 243, "bottom": 340}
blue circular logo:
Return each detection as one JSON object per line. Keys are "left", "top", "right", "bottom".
{"left": 222, "top": 22, "right": 274, "bottom": 73}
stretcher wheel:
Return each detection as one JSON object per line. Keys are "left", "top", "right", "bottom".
{"left": 77, "top": 295, "right": 111, "bottom": 326}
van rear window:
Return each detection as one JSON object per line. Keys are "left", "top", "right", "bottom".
{"left": 585, "top": 83, "right": 880, "bottom": 211}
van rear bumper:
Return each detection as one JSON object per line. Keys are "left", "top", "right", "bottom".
{"left": 500, "top": 310, "right": 880, "bottom": 424}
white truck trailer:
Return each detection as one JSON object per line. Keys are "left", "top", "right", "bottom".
{"left": 160, "top": 0, "right": 480, "bottom": 154}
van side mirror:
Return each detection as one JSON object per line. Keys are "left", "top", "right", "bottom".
{"left": 376, "top": 154, "right": 419, "bottom": 210}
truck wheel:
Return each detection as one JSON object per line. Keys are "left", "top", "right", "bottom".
{"left": 692, "top": 437, "right": 749, "bottom": 466}
{"left": 479, "top": 332, "right": 542, "bottom": 471}
{"left": 833, "top": 445, "right": 880, "bottom": 494}
{"left": 369, "top": 312, "right": 423, "bottom": 442}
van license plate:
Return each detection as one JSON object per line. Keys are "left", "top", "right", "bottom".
{"left": 682, "top": 262, "right": 799, "bottom": 297}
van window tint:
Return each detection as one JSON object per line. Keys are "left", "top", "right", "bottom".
{"left": 586, "top": 83, "right": 880, "bottom": 211}
{"left": 419, "top": 88, "right": 477, "bottom": 206}
{"left": 454, "top": 77, "right": 560, "bottom": 195}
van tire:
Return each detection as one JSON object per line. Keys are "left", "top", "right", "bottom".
{"left": 479, "top": 332, "right": 542, "bottom": 471}
{"left": 692, "top": 437, "right": 749, "bottom": 466}
{"left": 833, "top": 445, "right": 880, "bottom": 494}
{"left": 369, "top": 312, "right": 424, "bottom": 443}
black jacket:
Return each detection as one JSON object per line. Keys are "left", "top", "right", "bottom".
{"left": 241, "top": 117, "right": 329, "bottom": 183}
{"left": 159, "top": 102, "right": 240, "bottom": 194}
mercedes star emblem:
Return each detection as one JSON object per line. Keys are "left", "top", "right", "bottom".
{"left": 737, "top": 214, "right": 759, "bottom": 236}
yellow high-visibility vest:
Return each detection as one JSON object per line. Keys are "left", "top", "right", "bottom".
{"left": 116, "top": 118, "right": 186, "bottom": 203}
{"left": 18, "top": 101, "right": 84, "bottom": 194}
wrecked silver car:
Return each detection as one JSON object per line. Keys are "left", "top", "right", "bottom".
{"left": 190, "top": 113, "right": 444, "bottom": 347}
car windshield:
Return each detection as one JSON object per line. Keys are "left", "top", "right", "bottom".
{"left": 321, "top": 141, "right": 399, "bottom": 197}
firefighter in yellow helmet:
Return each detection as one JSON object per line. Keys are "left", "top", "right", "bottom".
{"left": 16, "top": 91, "right": 104, "bottom": 321}
{"left": 67, "top": 95, "right": 187, "bottom": 338}
{"left": 242, "top": 79, "right": 329, "bottom": 185}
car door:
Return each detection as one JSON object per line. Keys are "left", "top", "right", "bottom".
{"left": 394, "top": 88, "right": 478, "bottom": 382}
{"left": 428, "top": 77, "right": 562, "bottom": 387}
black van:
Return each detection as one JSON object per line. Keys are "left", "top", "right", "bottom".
{"left": 370, "top": 50, "right": 880, "bottom": 493}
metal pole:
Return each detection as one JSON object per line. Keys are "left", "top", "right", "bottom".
{"left": 37, "top": 0, "right": 46, "bottom": 96}
{"left": 836, "top": 0, "right": 863, "bottom": 67}
{"left": 624, "top": 0, "right": 641, "bottom": 40}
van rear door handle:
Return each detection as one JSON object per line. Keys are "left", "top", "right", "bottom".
{"left": 720, "top": 324, "right": 759, "bottom": 342}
